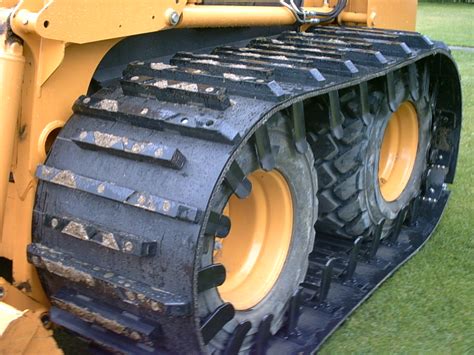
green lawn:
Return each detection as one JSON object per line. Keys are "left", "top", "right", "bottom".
{"left": 416, "top": 3, "right": 474, "bottom": 47}
{"left": 320, "top": 4, "right": 474, "bottom": 354}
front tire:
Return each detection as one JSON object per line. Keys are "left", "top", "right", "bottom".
{"left": 199, "top": 112, "right": 318, "bottom": 352}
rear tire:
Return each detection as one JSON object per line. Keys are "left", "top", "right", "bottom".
{"left": 199, "top": 112, "right": 318, "bottom": 352}
{"left": 307, "top": 70, "right": 432, "bottom": 239}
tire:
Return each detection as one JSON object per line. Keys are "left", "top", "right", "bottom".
{"left": 198, "top": 112, "right": 318, "bottom": 352}
{"left": 307, "top": 69, "right": 432, "bottom": 239}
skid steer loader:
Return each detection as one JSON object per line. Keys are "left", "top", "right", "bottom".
{"left": 0, "top": 0, "right": 462, "bottom": 353}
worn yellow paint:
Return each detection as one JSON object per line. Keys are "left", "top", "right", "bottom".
{"left": 367, "top": 0, "right": 418, "bottom": 30}
{"left": 0, "top": 305, "right": 61, "bottom": 354}
{"left": 11, "top": 0, "right": 186, "bottom": 44}
{"left": 0, "top": 277, "right": 59, "bottom": 352}
{"left": 0, "top": 32, "right": 24, "bottom": 241}
{"left": 0, "top": 19, "right": 119, "bottom": 302}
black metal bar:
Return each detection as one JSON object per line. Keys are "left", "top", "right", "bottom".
{"left": 225, "top": 161, "right": 252, "bottom": 199}
{"left": 285, "top": 287, "right": 303, "bottom": 337}
{"left": 72, "top": 130, "right": 186, "bottom": 170}
{"left": 291, "top": 102, "right": 309, "bottom": 154}
{"left": 313, "top": 258, "right": 335, "bottom": 302}
{"left": 388, "top": 207, "right": 409, "bottom": 244}
{"left": 205, "top": 211, "right": 231, "bottom": 238}
{"left": 214, "top": 46, "right": 359, "bottom": 77}
{"left": 223, "top": 321, "right": 252, "bottom": 355}
{"left": 122, "top": 75, "right": 232, "bottom": 111}
{"left": 358, "top": 81, "right": 372, "bottom": 125}
{"left": 386, "top": 71, "right": 397, "bottom": 112}
{"left": 73, "top": 95, "right": 241, "bottom": 145}
{"left": 422, "top": 62, "right": 430, "bottom": 101}
{"left": 254, "top": 125, "right": 276, "bottom": 171}
{"left": 345, "top": 236, "right": 363, "bottom": 281}
{"left": 369, "top": 221, "right": 385, "bottom": 259}
{"left": 329, "top": 91, "right": 344, "bottom": 139}
{"left": 406, "top": 196, "right": 422, "bottom": 227}
{"left": 127, "top": 59, "right": 287, "bottom": 102}
{"left": 173, "top": 51, "right": 326, "bottom": 84}
{"left": 200, "top": 303, "right": 235, "bottom": 344}
{"left": 197, "top": 264, "right": 226, "bottom": 293}
{"left": 254, "top": 314, "right": 274, "bottom": 355}
{"left": 408, "top": 64, "right": 420, "bottom": 101}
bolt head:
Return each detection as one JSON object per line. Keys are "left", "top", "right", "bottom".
{"left": 169, "top": 11, "right": 180, "bottom": 26}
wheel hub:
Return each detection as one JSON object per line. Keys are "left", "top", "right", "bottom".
{"left": 214, "top": 169, "right": 293, "bottom": 310}
{"left": 378, "top": 101, "right": 419, "bottom": 202}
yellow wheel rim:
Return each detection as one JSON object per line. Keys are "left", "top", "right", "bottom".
{"left": 378, "top": 101, "right": 419, "bottom": 202}
{"left": 214, "top": 169, "right": 293, "bottom": 310}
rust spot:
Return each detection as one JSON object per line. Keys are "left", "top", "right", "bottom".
{"left": 154, "top": 147, "right": 164, "bottom": 158}
{"left": 154, "top": 80, "right": 168, "bottom": 89}
{"left": 223, "top": 73, "right": 255, "bottom": 81}
{"left": 97, "top": 99, "right": 119, "bottom": 112}
{"left": 270, "top": 55, "right": 288, "bottom": 60}
{"left": 150, "top": 62, "right": 174, "bottom": 70}
{"left": 134, "top": 194, "right": 156, "bottom": 212}
{"left": 101, "top": 232, "right": 119, "bottom": 250}
{"left": 130, "top": 142, "right": 146, "bottom": 153}
{"left": 170, "top": 82, "right": 198, "bottom": 92}
{"left": 62, "top": 221, "right": 89, "bottom": 240}
{"left": 150, "top": 301, "right": 161, "bottom": 312}
{"left": 195, "top": 59, "right": 219, "bottom": 66}
{"left": 228, "top": 63, "right": 248, "bottom": 69}
{"left": 162, "top": 200, "right": 171, "bottom": 212}
{"left": 240, "top": 52, "right": 260, "bottom": 58}
{"left": 93, "top": 131, "right": 124, "bottom": 148}
{"left": 97, "top": 183, "right": 106, "bottom": 194}
{"left": 41, "top": 166, "right": 54, "bottom": 178}
{"left": 130, "top": 331, "right": 141, "bottom": 341}
{"left": 53, "top": 299, "right": 141, "bottom": 341}
{"left": 44, "top": 260, "right": 95, "bottom": 287}
{"left": 125, "top": 290, "right": 136, "bottom": 301}
{"left": 52, "top": 170, "right": 77, "bottom": 188}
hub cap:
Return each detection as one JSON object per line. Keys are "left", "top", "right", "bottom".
{"left": 214, "top": 169, "right": 293, "bottom": 310}
{"left": 378, "top": 101, "right": 419, "bottom": 202}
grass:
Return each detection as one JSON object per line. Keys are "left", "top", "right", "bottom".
{"left": 416, "top": 3, "right": 474, "bottom": 47}
{"left": 320, "top": 4, "right": 474, "bottom": 354}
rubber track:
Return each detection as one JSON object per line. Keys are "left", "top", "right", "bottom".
{"left": 29, "top": 26, "right": 460, "bottom": 353}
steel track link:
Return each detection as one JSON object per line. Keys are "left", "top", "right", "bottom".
{"left": 29, "top": 26, "right": 462, "bottom": 354}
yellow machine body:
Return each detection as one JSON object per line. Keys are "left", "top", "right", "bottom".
{"left": 0, "top": 0, "right": 417, "bottom": 350}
